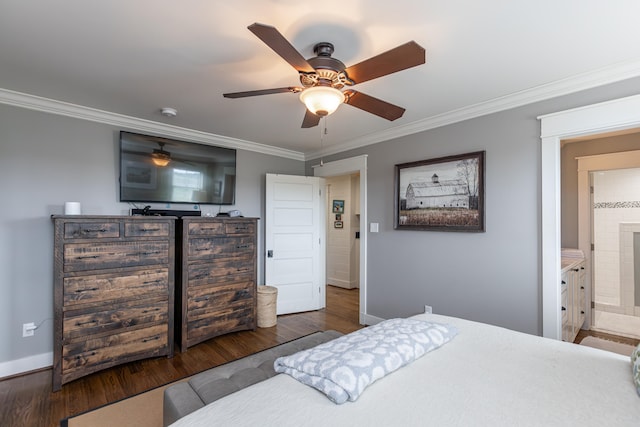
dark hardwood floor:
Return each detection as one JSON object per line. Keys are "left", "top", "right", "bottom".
{"left": 0, "top": 286, "right": 361, "bottom": 427}
{"left": 3, "top": 285, "right": 636, "bottom": 427}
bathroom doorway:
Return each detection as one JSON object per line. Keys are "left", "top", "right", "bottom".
{"left": 591, "top": 167, "right": 640, "bottom": 339}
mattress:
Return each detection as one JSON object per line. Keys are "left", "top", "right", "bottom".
{"left": 171, "top": 313, "right": 640, "bottom": 426}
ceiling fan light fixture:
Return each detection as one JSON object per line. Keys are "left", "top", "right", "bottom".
{"left": 299, "top": 86, "right": 345, "bottom": 117}
{"left": 151, "top": 143, "right": 171, "bottom": 166}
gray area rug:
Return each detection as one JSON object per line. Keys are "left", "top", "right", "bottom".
{"left": 579, "top": 336, "right": 635, "bottom": 357}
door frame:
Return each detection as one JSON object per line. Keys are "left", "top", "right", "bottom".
{"left": 313, "top": 155, "right": 368, "bottom": 325}
{"left": 577, "top": 151, "right": 640, "bottom": 329}
{"left": 539, "top": 93, "right": 640, "bottom": 339}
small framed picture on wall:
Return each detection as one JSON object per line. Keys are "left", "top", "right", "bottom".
{"left": 332, "top": 200, "right": 344, "bottom": 213}
{"left": 334, "top": 221, "right": 343, "bottom": 229}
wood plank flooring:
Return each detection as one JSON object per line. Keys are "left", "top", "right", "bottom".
{"left": 2, "top": 285, "right": 637, "bottom": 427}
{"left": 0, "top": 286, "right": 361, "bottom": 427}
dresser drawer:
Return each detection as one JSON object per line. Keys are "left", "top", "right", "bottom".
{"left": 188, "top": 236, "right": 255, "bottom": 260}
{"left": 64, "top": 268, "right": 169, "bottom": 306}
{"left": 64, "top": 241, "right": 170, "bottom": 272}
{"left": 188, "top": 221, "right": 225, "bottom": 236}
{"left": 125, "top": 221, "right": 170, "bottom": 237}
{"left": 225, "top": 221, "right": 256, "bottom": 235}
{"left": 63, "top": 297, "right": 169, "bottom": 340}
{"left": 61, "top": 323, "right": 168, "bottom": 382}
{"left": 187, "top": 281, "right": 254, "bottom": 315}
{"left": 188, "top": 257, "right": 254, "bottom": 286}
{"left": 187, "top": 303, "right": 254, "bottom": 344}
{"left": 64, "top": 222, "right": 120, "bottom": 239}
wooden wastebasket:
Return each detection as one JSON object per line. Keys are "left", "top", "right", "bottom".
{"left": 257, "top": 285, "right": 278, "bottom": 328}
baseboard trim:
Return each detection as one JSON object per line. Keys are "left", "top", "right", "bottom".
{"left": 0, "top": 352, "right": 53, "bottom": 380}
{"left": 362, "top": 313, "right": 385, "bottom": 325}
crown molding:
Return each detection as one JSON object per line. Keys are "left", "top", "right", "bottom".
{"left": 3, "top": 57, "right": 640, "bottom": 164}
{"left": 304, "top": 58, "right": 640, "bottom": 160}
{"left": 0, "top": 88, "right": 306, "bottom": 161}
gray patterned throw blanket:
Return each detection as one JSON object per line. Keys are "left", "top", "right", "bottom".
{"left": 274, "top": 318, "right": 458, "bottom": 404}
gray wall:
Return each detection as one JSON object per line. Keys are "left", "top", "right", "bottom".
{"left": 3, "top": 76, "right": 640, "bottom": 370}
{"left": 561, "top": 133, "right": 640, "bottom": 248}
{"left": 0, "top": 103, "right": 304, "bottom": 365}
{"left": 308, "top": 77, "right": 640, "bottom": 336}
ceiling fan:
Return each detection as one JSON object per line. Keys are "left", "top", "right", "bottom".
{"left": 223, "top": 23, "right": 426, "bottom": 128}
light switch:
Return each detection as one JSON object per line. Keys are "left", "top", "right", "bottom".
{"left": 370, "top": 222, "right": 379, "bottom": 233}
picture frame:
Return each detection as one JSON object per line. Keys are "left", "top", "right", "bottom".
{"left": 332, "top": 200, "right": 344, "bottom": 213}
{"left": 334, "top": 221, "right": 343, "bottom": 229}
{"left": 122, "top": 160, "right": 157, "bottom": 189}
{"left": 394, "top": 151, "right": 485, "bottom": 232}
{"left": 335, "top": 214, "right": 342, "bottom": 221}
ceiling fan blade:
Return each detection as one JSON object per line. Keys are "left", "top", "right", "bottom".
{"left": 301, "top": 109, "right": 322, "bottom": 128}
{"left": 223, "top": 87, "right": 302, "bottom": 98}
{"left": 344, "top": 41, "right": 425, "bottom": 84}
{"left": 344, "top": 90, "right": 405, "bottom": 121}
{"left": 248, "top": 23, "right": 315, "bottom": 74}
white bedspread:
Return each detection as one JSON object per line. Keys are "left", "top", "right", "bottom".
{"left": 171, "top": 313, "right": 640, "bottom": 426}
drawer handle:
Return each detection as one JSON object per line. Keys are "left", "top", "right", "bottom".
{"left": 76, "top": 351, "right": 97, "bottom": 359}
{"left": 236, "top": 244, "right": 250, "bottom": 249}
{"left": 201, "top": 227, "right": 218, "bottom": 231}
{"left": 83, "top": 229, "right": 107, "bottom": 233}
{"left": 193, "top": 273, "right": 210, "bottom": 280}
{"left": 140, "top": 251, "right": 161, "bottom": 256}
{"left": 142, "top": 336, "right": 161, "bottom": 343}
{"left": 195, "top": 296, "right": 211, "bottom": 302}
{"left": 194, "top": 247, "right": 208, "bottom": 252}
{"left": 77, "top": 255, "right": 100, "bottom": 260}
{"left": 75, "top": 288, "right": 98, "bottom": 293}
{"left": 236, "top": 268, "right": 248, "bottom": 272}
{"left": 75, "top": 320, "right": 98, "bottom": 326}
{"left": 143, "top": 279, "right": 163, "bottom": 285}
{"left": 142, "top": 308, "right": 161, "bottom": 314}
{"left": 235, "top": 226, "right": 248, "bottom": 231}
{"left": 139, "top": 228, "right": 161, "bottom": 232}
{"left": 561, "top": 306, "right": 566, "bottom": 311}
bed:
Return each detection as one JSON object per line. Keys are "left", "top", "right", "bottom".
{"left": 170, "top": 313, "right": 640, "bottom": 426}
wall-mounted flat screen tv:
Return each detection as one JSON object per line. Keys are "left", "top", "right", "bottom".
{"left": 119, "top": 131, "right": 236, "bottom": 205}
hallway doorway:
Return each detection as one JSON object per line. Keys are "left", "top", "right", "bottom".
{"left": 325, "top": 174, "right": 360, "bottom": 290}
{"left": 313, "top": 155, "right": 368, "bottom": 325}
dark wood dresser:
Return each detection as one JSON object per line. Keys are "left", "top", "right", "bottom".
{"left": 177, "top": 217, "right": 258, "bottom": 351}
{"left": 52, "top": 215, "right": 175, "bottom": 391}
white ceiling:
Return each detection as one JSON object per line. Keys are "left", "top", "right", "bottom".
{"left": 2, "top": 1, "right": 640, "bottom": 158}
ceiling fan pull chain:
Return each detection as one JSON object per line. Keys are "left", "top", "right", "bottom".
{"left": 319, "top": 117, "right": 326, "bottom": 166}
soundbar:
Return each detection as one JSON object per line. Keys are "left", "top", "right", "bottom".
{"left": 131, "top": 208, "right": 202, "bottom": 218}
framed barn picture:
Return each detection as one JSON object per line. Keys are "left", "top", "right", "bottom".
{"left": 394, "top": 151, "right": 485, "bottom": 232}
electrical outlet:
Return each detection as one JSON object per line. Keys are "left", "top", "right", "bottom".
{"left": 22, "top": 322, "right": 36, "bottom": 337}
{"left": 424, "top": 305, "right": 432, "bottom": 314}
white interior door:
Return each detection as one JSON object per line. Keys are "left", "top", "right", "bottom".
{"left": 265, "top": 174, "right": 325, "bottom": 314}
